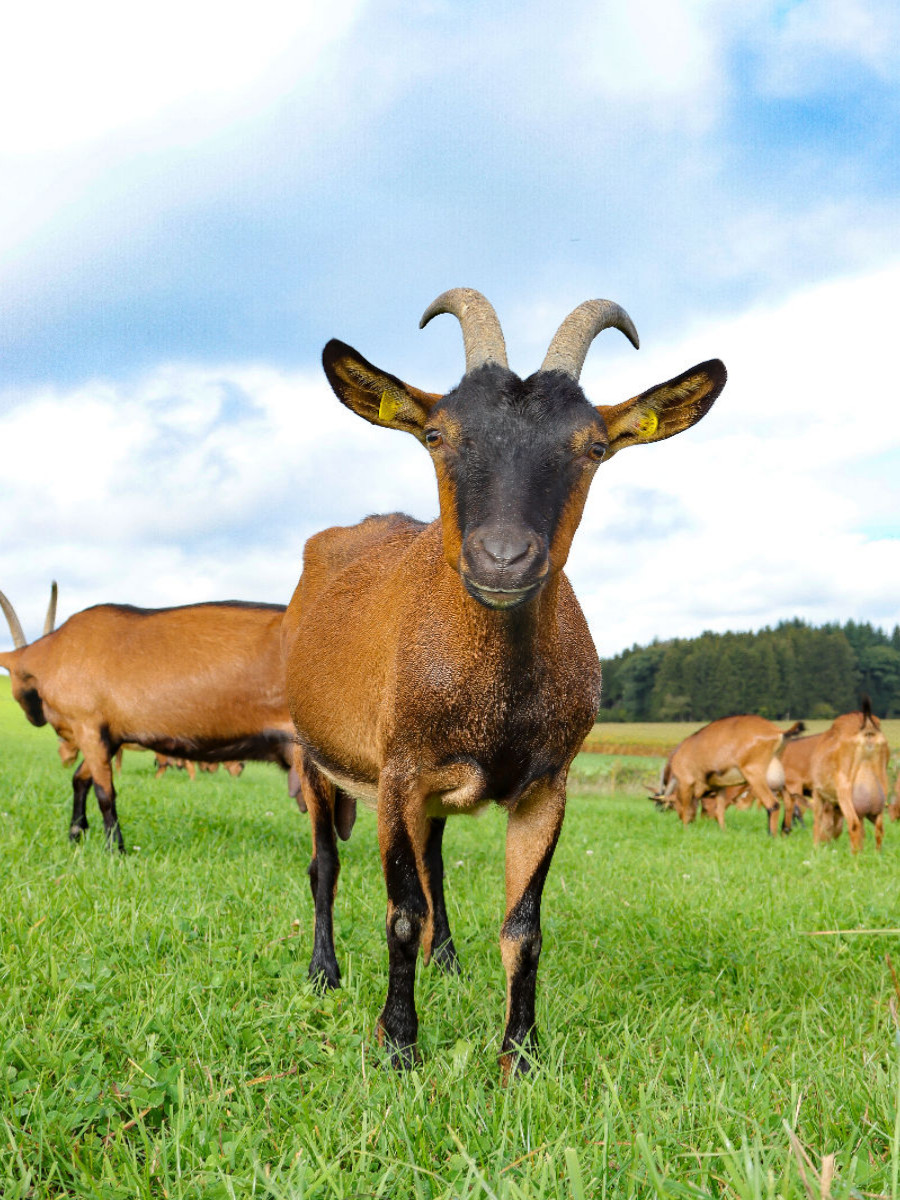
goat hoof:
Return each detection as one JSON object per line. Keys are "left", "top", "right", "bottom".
{"left": 384, "top": 1039, "right": 420, "bottom": 1070}
{"left": 376, "top": 1019, "right": 420, "bottom": 1069}
{"left": 499, "top": 1049, "right": 535, "bottom": 1085}
{"left": 432, "top": 940, "right": 462, "bottom": 975}
{"left": 309, "top": 961, "right": 341, "bottom": 991}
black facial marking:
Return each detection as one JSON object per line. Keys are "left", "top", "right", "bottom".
{"left": 19, "top": 686, "right": 46, "bottom": 727}
{"left": 433, "top": 364, "right": 604, "bottom": 597}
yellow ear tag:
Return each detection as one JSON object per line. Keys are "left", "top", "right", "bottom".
{"left": 378, "top": 390, "right": 401, "bottom": 423}
{"left": 637, "top": 410, "right": 658, "bottom": 439}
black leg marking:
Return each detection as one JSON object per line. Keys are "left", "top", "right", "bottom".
{"left": 423, "top": 818, "right": 460, "bottom": 974}
{"left": 301, "top": 761, "right": 342, "bottom": 991}
{"left": 378, "top": 819, "right": 427, "bottom": 1069}
{"left": 69, "top": 766, "right": 91, "bottom": 842}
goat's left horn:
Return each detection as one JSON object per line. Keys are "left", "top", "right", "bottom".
{"left": 420, "top": 288, "right": 509, "bottom": 373}
{"left": 43, "top": 581, "right": 58, "bottom": 636}
{"left": 0, "top": 590, "right": 27, "bottom": 649}
{"left": 541, "top": 300, "right": 640, "bottom": 380}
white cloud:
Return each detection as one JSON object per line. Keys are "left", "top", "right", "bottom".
{"left": 0, "top": 0, "right": 366, "bottom": 155}
{"left": 756, "top": 0, "right": 900, "bottom": 94}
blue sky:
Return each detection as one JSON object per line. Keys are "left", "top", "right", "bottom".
{"left": 1, "top": 0, "right": 899, "bottom": 654}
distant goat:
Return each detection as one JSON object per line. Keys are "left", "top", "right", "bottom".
{"left": 810, "top": 702, "right": 889, "bottom": 851}
{"left": 654, "top": 715, "right": 805, "bottom": 835}
{"left": 283, "top": 287, "right": 726, "bottom": 1075}
{"left": 154, "top": 755, "right": 245, "bottom": 779}
{"left": 0, "top": 587, "right": 300, "bottom": 849}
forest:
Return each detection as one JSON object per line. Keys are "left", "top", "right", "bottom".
{"left": 598, "top": 619, "right": 900, "bottom": 721}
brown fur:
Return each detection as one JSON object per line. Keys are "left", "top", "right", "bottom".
{"left": 810, "top": 709, "right": 889, "bottom": 852}
{"left": 1, "top": 594, "right": 297, "bottom": 847}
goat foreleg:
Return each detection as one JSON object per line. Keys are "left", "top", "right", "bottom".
{"left": 500, "top": 780, "right": 565, "bottom": 1082}
{"left": 376, "top": 779, "right": 430, "bottom": 1068}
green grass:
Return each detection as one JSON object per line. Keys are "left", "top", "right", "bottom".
{"left": 2, "top": 678, "right": 900, "bottom": 1198}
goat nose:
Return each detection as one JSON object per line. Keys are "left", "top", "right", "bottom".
{"left": 479, "top": 532, "right": 533, "bottom": 567}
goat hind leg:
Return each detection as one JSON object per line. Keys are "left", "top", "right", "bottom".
{"left": 743, "top": 766, "right": 781, "bottom": 837}
{"left": 78, "top": 733, "right": 124, "bottom": 851}
{"left": 298, "top": 754, "right": 342, "bottom": 990}
{"left": 69, "top": 759, "right": 92, "bottom": 842}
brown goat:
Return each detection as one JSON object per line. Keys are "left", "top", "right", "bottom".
{"left": 0, "top": 588, "right": 299, "bottom": 848}
{"left": 810, "top": 703, "right": 889, "bottom": 851}
{"left": 154, "top": 755, "right": 245, "bottom": 779}
{"left": 660, "top": 715, "right": 805, "bottom": 835}
{"left": 282, "top": 287, "right": 726, "bottom": 1076}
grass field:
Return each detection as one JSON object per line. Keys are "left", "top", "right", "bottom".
{"left": 3, "top": 680, "right": 900, "bottom": 1198}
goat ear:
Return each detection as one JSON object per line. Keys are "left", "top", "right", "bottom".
{"left": 597, "top": 359, "right": 726, "bottom": 459}
{"left": 322, "top": 340, "right": 441, "bottom": 440}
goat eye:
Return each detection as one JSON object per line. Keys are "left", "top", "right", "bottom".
{"left": 425, "top": 429, "right": 443, "bottom": 448}
{"left": 587, "top": 442, "right": 607, "bottom": 462}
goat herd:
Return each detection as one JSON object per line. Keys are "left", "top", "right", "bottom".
{"left": 650, "top": 709, "right": 896, "bottom": 850}
{"left": 0, "top": 288, "right": 887, "bottom": 1079}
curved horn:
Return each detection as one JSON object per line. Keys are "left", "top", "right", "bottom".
{"left": 0, "top": 590, "right": 27, "bottom": 649}
{"left": 43, "top": 581, "right": 58, "bottom": 636}
{"left": 419, "top": 288, "right": 509, "bottom": 373}
{"left": 541, "top": 300, "right": 640, "bottom": 380}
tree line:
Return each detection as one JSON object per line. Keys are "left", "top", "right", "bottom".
{"left": 599, "top": 619, "right": 900, "bottom": 721}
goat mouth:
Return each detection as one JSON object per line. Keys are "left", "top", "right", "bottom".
{"left": 462, "top": 577, "right": 542, "bottom": 609}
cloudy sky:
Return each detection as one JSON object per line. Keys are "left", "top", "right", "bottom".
{"left": 1, "top": 0, "right": 898, "bottom": 657}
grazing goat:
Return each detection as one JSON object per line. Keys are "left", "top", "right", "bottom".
{"left": 657, "top": 715, "right": 805, "bottom": 835}
{"left": 810, "top": 702, "right": 889, "bottom": 851}
{"left": 0, "top": 588, "right": 300, "bottom": 849}
{"left": 282, "top": 287, "right": 726, "bottom": 1075}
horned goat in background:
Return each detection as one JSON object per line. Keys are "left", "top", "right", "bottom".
{"left": 283, "top": 287, "right": 726, "bottom": 1077}
{"left": 0, "top": 586, "right": 304, "bottom": 849}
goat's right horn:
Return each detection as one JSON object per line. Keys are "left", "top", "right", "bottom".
{"left": 43, "top": 581, "right": 58, "bottom": 636}
{"left": 541, "top": 300, "right": 640, "bottom": 380}
{"left": 420, "top": 288, "right": 509, "bottom": 373}
{"left": 0, "top": 590, "right": 27, "bottom": 649}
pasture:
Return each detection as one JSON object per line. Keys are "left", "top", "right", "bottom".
{"left": 2, "top": 684, "right": 900, "bottom": 1199}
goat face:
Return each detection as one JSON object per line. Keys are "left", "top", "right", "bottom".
{"left": 322, "top": 290, "right": 725, "bottom": 610}
{"left": 420, "top": 364, "right": 610, "bottom": 608}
